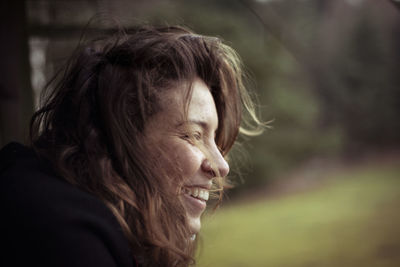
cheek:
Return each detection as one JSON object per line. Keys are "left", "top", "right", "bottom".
{"left": 170, "top": 141, "right": 203, "bottom": 178}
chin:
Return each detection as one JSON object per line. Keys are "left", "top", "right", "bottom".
{"left": 188, "top": 215, "right": 201, "bottom": 234}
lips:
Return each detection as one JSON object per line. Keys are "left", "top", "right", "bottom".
{"left": 181, "top": 186, "right": 209, "bottom": 214}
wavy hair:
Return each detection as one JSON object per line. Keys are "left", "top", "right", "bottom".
{"left": 30, "top": 25, "right": 264, "bottom": 266}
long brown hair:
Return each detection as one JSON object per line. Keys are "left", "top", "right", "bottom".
{"left": 30, "top": 25, "right": 263, "bottom": 266}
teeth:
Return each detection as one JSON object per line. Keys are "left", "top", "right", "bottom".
{"left": 184, "top": 187, "right": 209, "bottom": 201}
{"left": 193, "top": 188, "right": 199, "bottom": 197}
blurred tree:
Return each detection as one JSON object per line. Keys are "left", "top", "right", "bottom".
{"left": 247, "top": 0, "right": 400, "bottom": 153}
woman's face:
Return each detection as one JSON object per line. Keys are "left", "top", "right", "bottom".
{"left": 144, "top": 78, "right": 229, "bottom": 234}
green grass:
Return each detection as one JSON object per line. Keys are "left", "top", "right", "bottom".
{"left": 196, "top": 161, "right": 400, "bottom": 267}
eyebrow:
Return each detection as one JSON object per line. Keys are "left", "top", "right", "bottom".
{"left": 176, "top": 120, "right": 217, "bottom": 132}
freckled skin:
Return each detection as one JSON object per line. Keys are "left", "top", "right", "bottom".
{"left": 144, "top": 78, "right": 229, "bottom": 234}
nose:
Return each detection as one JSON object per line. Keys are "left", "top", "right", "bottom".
{"left": 218, "top": 156, "right": 230, "bottom": 177}
{"left": 201, "top": 149, "right": 230, "bottom": 178}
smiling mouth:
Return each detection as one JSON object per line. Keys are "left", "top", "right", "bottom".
{"left": 182, "top": 187, "right": 209, "bottom": 201}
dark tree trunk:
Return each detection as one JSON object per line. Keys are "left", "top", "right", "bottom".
{"left": 0, "top": 0, "right": 33, "bottom": 147}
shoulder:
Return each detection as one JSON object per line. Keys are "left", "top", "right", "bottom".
{"left": 0, "top": 142, "right": 135, "bottom": 267}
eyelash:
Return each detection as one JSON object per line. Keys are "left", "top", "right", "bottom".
{"left": 181, "top": 131, "right": 226, "bottom": 154}
{"left": 181, "top": 131, "right": 202, "bottom": 142}
{"left": 193, "top": 132, "right": 202, "bottom": 140}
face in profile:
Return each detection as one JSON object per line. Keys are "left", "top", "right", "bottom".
{"left": 144, "top": 78, "right": 229, "bottom": 234}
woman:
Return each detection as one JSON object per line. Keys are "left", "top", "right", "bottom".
{"left": 0, "top": 26, "right": 263, "bottom": 266}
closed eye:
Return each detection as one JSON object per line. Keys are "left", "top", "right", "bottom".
{"left": 180, "top": 131, "right": 202, "bottom": 143}
{"left": 193, "top": 131, "right": 202, "bottom": 140}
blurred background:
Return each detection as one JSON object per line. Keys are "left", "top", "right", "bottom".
{"left": 1, "top": 0, "right": 400, "bottom": 266}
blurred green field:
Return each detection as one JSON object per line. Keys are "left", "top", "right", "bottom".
{"left": 196, "top": 160, "right": 400, "bottom": 267}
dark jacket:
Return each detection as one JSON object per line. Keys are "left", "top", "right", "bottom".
{"left": 0, "top": 142, "right": 135, "bottom": 267}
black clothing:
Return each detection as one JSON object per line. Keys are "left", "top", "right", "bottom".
{"left": 0, "top": 143, "right": 135, "bottom": 267}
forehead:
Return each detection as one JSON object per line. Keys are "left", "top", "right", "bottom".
{"left": 159, "top": 79, "right": 218, "bottom": 129}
